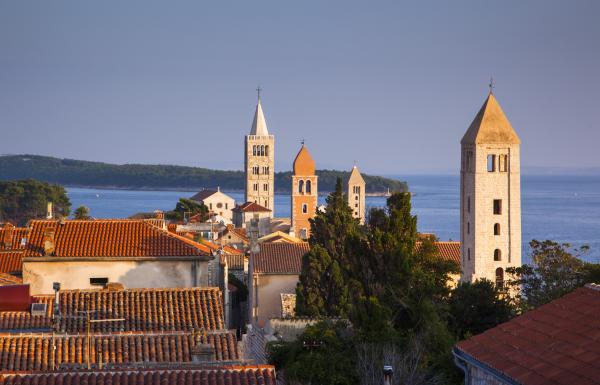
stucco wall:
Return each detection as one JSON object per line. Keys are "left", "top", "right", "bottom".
{"left": 23, "top": 259, "right": 209, "bottom": 294}
{"left": 253, "top": 274, "right": 298, "bottom": 326}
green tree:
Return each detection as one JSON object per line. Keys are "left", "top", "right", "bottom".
{"left": 165, "top": 198, "right": 208, "bottom": 221}
{"left": 73, "top": 205, "right": 90, "bottom": 220}
{"left": 448, "top": 279, "right": 516, "bottom": 340}
{"left": 0, "top": 179, "right": 71, "bottom": 225}
{"left": 268, "top": 321, "right": 358, "bottom": 385}
{"left": 296, "top": 178, "right": 359, "bottom": 318}
{"left": 506, "top": 240, "right": 590, "bottom": 311}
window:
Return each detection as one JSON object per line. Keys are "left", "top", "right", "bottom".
{"left": 487, "top": 154, "right": 496, "bottom": 172}
{"left": 253, "top": 183, "right": 258, "bottom": 191}
{"left": 298, "top": 180, "right": 304, "bottom": 193}
{"left": 499, "top": 155, "right": 507, "bottom": 172}
{"left": 495, "top": 268, "right": 504, "bottom": 289}
{"left": 353, "top": 186, "right": 360, "bottom": 194}
{"left": 225, "top": 203, "right": 228, "bottom": 209}
{"left": 265, "top": 145, "right": 269, "bottom": 157}
{"left": 467, "top": 222, "right": 470, "bottom": 234}
{"left": 90, "top": 277, "right": 108, "bottom": 286}
{"left": 253, "top": 145, "right": 257, "bottom": 156}
{"left": 260, "top": 145, "right": 265, "bottom": 156}
{"left": 467, "top": 248, "right": 470, "bottom": 261}
{"left": 300, "top": 229, "right": 308, "bottom": 239}
{"left": 494, "top": 249, "right": 502, "bottom": 261}
{"left": 467, "top": 196, "right": 471, "bottom": 213}
{"left": 209, "top": 203, "right": 213, "bottom": 210}
{"left": 302, "top": 204, "right": 308, "bottom": 213}
{"left": 493, "top": 199, "right": 502, "bottom": 215}
{"left": 216, "top": 203, "right": 223, "bottom": 209}
{"left": 263, "top": 183, "right": 268, "bottom": 191}
{"left": 355, "top": 196, "right": 359, "bottom": 201}
{"left": 494, "top": 223, "right": 500, "bottom": 235}
{"left": 355, "top": 203, "right": 358, "bottom": 208}
{"left": 306, "top": 180, "right": 312, "bottom": 194}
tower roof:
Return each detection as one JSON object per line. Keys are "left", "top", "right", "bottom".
{"left": 348, "top": 165, "right": 365, "bottom": 185}
{"left": 293, "top": 144, "right": 315, "bottom": 175}
{"left": 250, "top": 100, "right": 269, "bottom": 136}
{"left": 461, "top": 93, "right": 520, "bottom": 145}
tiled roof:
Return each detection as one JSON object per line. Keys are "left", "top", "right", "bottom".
{"left": 455, "top": 284, "right": 600, "bottom": 385}
{"left": 0, "top": 366, "right": 276, "bottom": 384}
{"left": 23, "top": 220, "right": 210, "bottom": 258}
{"left": 0, "top": 226, "right": 28, "bottom": 251}
{"left": 415, "top": 241, "right": 461, "bottom": 264}
{"left": 0, "top": 274, "right": 21, "bottom": 287}
{"left": 190, "top": 190, "right": 219, "bottom": 202}
{"left": 253, "top": 243, "right": 309, "bottom": 274}
{"left": 0, "top": 253, "right": 23, "bottom": 274}
{"left": 225, "top": 254, "right": 246, "bottom": 271}
{"left": 0, "top": 331, "right": 239, "bottom": 371}
{"left": 0, "top": 288, "right": 224, "bottom": 333}
{"left": 232, "top": 202, "right": 271, "bottom": 213}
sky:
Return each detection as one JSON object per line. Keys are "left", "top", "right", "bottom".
{"left": 0, "top": 1, "right": 598, "bottom": 175}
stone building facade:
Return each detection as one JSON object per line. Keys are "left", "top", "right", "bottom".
{"left": 245, "top": 98, "right": 275, "bottom": 214}
{"left": 347, "top": 165, "right": 366, "bottom": 224}
{"left": 460, "top": 92, "right": 521, "bottom": 286}
{"left": 290, "top": 144, "right": 317, "bottom": 240}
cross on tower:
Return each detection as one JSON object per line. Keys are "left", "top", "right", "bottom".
{"left": 489, "top": 77, "right": 495, "bottom": 94}
{"left": 301, "top": 138, "right": 305, "bottom": 146}
{"left": 256, "top": 86, "right": 262, "bottom": 101}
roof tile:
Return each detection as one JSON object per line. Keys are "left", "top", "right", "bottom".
{"left": 252, "top": 243, "right": 309, "bottom": 274}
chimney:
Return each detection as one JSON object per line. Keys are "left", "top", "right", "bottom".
{"left": 46, "top": 202, "right": 54, "bottom": 219}
{"left": 43, "top": 226, "right": 55, "bottom": 256}
{"left": 2, "top": 223, "right": 14, "bottom": 249}
{"left": 154, "top": 210, "right": 165, "bottom": 220}
{"left": 383, "top": 365, "right": 394, "bottom": 385}
{"left": 191, "top": 330, "right": 215, "bottom": 363}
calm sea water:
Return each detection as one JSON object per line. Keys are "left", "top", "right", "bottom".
{"left": 66, "top": 175, "right": 600, "bottom": 264}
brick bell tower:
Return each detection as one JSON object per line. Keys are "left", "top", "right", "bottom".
{"left": 290, "top": 143, "right": 318, "bottom": 240}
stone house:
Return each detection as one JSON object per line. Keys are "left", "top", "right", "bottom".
{"left": 232, "top": 202, "right": 272, "bottom": 237}
{"left": 190, "top": 188, "right": 236, "bottom": 224}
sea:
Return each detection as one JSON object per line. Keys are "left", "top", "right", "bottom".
{"left": 66, "top": 175, "right": 600, "bottom": 264}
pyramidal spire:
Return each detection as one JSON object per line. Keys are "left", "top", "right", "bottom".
{"left": 461, "top": 93, "right": 520, "bottom": 145}
{"left": 250, "top": 99, "right": 269, "bottom": 136}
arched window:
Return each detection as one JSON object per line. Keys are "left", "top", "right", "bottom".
{"left": 253, "top": 145, "right": 257, "bottom": 156}
{"left": 298, "top": 180, "right": 304, "bottom": 193}
{"left": 306, "top": 180, "right": 312, "bottom": 194}
{"left": 302, "top": 204, "right": 308, "bottom": 214}
{"left": 467, "top": 196, "right": 471, "bottom": 213}
{"left": 467, "top": 248, "right": 470, "bottom": 261}
{"left": 494, "top": 249, "right": 502, "bottom": 261}
{"left": 494, "top": 223, "right": 500, "bottom": 235}
{"left": 495, "top": 268, "right": 504, "bottom": 289}
{"left": 487, "top": 154, "right": 496, "bottom": 172}
{"left": 260, "top": 145, "right": 265, "bottom": 156}
{"left": 265, "top": 145, "right": 269, "bottom": 157}
{"left": 467, "top": 222, "right": 470, "bottom": 234}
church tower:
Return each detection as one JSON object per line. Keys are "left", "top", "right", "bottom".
{"left": 291, "top": 143, "right": 318, "bottom": 240}
{"left": 245, "top": 95, "right": 275, "bottom": 215}
{"left": 347, "top": 166, "right": 366, "bottom": 224}
{"left": 460, "top": 91, "right": 521, "bottom": 288}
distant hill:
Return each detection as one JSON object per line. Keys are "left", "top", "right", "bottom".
{"left": 0, "top": 155, "right": 407, "bottom": 194}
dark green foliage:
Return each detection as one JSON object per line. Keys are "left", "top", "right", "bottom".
{"left": 0, "top": 179, "right": 71, "bottom": 225}
{"left": 73, "top": 205, "right": 90, "bottom": 220}
{"left": 506, "top": 239, "right": 592, "bottom": 311}
{"left": 165, "top": 198, "right": 208, "bottom": 221}
{"left": 268, "top": 321, "right": 358, "bottom": 385}
{"left": 449, "top": 279, "right": 516, "bottom": 340}
{"left": 0, "top": 155, "right": 407, "bottom": 193}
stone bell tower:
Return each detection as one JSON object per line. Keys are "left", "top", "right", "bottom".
{"left": 291, "top": 143, "right": 318, "bottom": 240}
{"left": 244, "top": 91, "right": 275, "bottom": 215}
{"left": 460, "top": 90, "right": 522, "bottom": 288}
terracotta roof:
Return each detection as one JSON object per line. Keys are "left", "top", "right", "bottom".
{"left": 0, "top": 331, "right": 239, "bottom": 371}
{"left": 455, "top": 284, "right": 600, "bottom": 385}
{"left": 232, "top": 202, "right": 271, "bottom": 213}
{"left": 0, "top": 366, "right": 276, "bottom": 384}
{"left": 23, "top": 220, "right": 210, "bottom": 258}
{"left": 0, "top": 274, "right": 21, "bottom": 287}
{"left": 225, "top": 254, "right": 246, "bottom": 271}
{"left": 293, "top": 144, "right": 316, "bottom": 175}
{"left": 0, "top": 288, "right": 224, "bottom": 333}
{"left": 258, "top": 231, "right": 302, "bottom": 244}
{"left": 0, "top": 227, "right": 28, "bottom": 251}
{"left": 0, "top": 253, "right": 22, "bottom": 274}
{"left": 253, "top": 243, "right": 309, "bottom": 274}
{"left": 220, "top": 228, "right": 249, "bottom": 243}
{"left": 415, "top": 241, "right": 461, "bottom": 264}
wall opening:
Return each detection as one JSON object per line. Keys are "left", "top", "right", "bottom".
{"left": 494, "top": 249, "right": 502, "bottom": 261}
{"left": 493, "top": 199, "right": 502, "bottom": 215}
{"left": 487, "top": 154, "right": 496, "bottom": 172}
{"left": 494, "top": 223, "right": 501, "bottom": 235}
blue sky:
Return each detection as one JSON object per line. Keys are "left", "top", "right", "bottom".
{"left": 0, "top": 1, "right": 598, "bottom": 174}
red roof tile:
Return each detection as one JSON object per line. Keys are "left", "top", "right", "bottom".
{"left": 0, "top": 287, "right": 224, "bottom": 333}
{"left": 253, "top": 243, "right": 309, "bottom": 274}
{"left": 0, "top": 226, "right": 28, "bottom": 252}
{"left": 0, "top": 274, "right": 21, "bottom": 287}
{"left": 232, "top": 202, "right": 271, "bottom": 213}
{"left": 0, "top": 331, "right": 239, "bottom": 371}
{"left": 0, "top": 253, "right": 22, "bottom": 274}
{"left": 415, "top": 241, "right": 461, "bottom": 264}
{"left": 0, "top": 366, "right": 276, "bottom": 384}
{"left": 23, "top": 220, "right": 210, "bottom": 258}
{"left": 455, "top": 284, "right": 600, "bottom": 385}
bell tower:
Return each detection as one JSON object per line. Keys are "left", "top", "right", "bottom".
{"left": 460, "top": 90, "right": 522, "bottom": 287}
{"left": 245, "top": 91, "right": 275, "bottom": 215}
{"left": 291, "top": 143, "right": 318, "bottom": 240}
